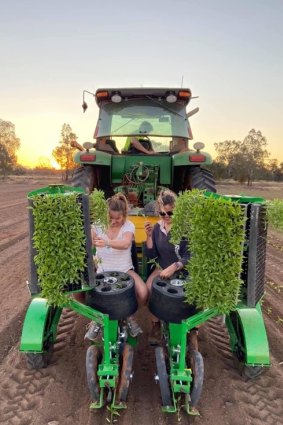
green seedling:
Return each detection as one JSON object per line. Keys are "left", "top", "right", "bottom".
{"left": 170, "top": 190, "right": 246, "bottom": 314}
{"left": 32, "top": 193, "right": 86, "bottom": 306}
{"left": 106, "top": 405, "right": 120, "bottom": 424}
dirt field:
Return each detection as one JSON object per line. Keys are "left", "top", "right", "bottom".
{"left": 0, "top": 178, "right": 282, "bottom": 425}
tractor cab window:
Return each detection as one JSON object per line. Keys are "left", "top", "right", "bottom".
{"left": 96, "top": 99, "right": 189, "bottom": 139}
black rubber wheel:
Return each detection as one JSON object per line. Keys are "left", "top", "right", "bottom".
{"left": 25, "top": 306, "right": 60, "bottom": 370}
{"left": 184, "top": 166, "right": 216, "bottom": 192}
{"left": 149, "top": 276, "right": 198, "bottom": 323}
{"left": 188, "top": 350, "right": 204, "bottom": 407}
{"left": 85, "top": 272, "right": 138, "bottom": 320}
{"left": 243, "top": 365, "right": 264, "bottom": 379}
{"left": 86, "top": 345, "right": 101, "bottom": 403}
{"left": 155, "top": 346, "right": 173, "bottom": 408}
{"left": 228, "top": 311, "right": 265, "bottom": 379}
{"left": 71, "top": 165, "right": 97, "bottom": 194}
{"left": 26, "top": 352, "right": 51, "bottom": 369}
{"left": 116, "top": 344, "right": 134, "bottom": 404}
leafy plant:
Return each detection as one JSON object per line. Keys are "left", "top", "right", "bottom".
{"left": 89, "top": 189, "right": 108, "bottom": 229}
{"left": 171, "top": 190, "right": 246, "bottom": 314}
{"left": 106, "top": 405, "right": 120, "bottom": 424}
{"left": 266, "top": 199, "right": 283, "bottom": 232}
{"left": 147, "top": 257, "right": 161, "bottom": 270}
{"left": 32, "top": 193, "right": 86, "bottom": 306}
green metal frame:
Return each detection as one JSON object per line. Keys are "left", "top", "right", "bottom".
{"left": 226, "top": 302, "right": 270, "bottom": 366}
{"left": 161, "top": 300, "right": 270, "bottom": 415}
{"left": 172, "top": 150, "right": 212, "bottom": 166}
{"left": 28, "top": 184, "right": 84, "bottom": 197}
{"left": 161, "top": 308, "right": 218, "bottom": 414}
{"left": 20, "top": 298, "right": 62, "bottom": 352}
{"left": 20, "top": 296, "right": 136, "bottom": 410}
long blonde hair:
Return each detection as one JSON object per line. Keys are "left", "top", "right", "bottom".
{"left": 157, "top": 189, "right": 177, "bottom": 211}
{"left": 107, "top": 192, "right": 129, "bottom": 217}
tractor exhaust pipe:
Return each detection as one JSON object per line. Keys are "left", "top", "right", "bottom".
{"left": 71, "top": 140, "right": 85, "bottom": 151}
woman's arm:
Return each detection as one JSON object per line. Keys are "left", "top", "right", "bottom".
{"left": 144, "top": 224, "right": 158, "bottom": 258}
{"left": 159, "top": 239, "right": 190, "bottom": 278}
{"left": 91, "top": 226, "right": 98, "bottom": 246}
{"left": 93, "top": 231, "right": 133, "bottom": 250}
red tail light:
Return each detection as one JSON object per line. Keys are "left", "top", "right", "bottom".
{"left": 80, "top": 154, "right": 96, "bottom": 162}
{"left": 189, "top": 154, "right": 205, "bottom": 162}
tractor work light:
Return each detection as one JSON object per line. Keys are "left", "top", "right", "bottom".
{"left": 111, "top": 93, "right": 122, "bottom": 103}
{"left": 193, "top": 142, "right": 205, "bottom": 151}
{"left": 166, "top": 92, "right": 177, "bottom": 103}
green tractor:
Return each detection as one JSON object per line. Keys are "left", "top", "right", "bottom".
{"left": 19, "top": 87, "right": 270, "bottom": 418}
{"left": 71, "top": 87, "right": 216, "bottom": 201}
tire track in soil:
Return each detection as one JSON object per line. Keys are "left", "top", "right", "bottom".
{"left": 202, "top": 317, "right": 283, "bottom": 425}
{"left": 0, "top": 309, "right": 78, "bottom": 425}
{"left": 0, "top": 200, "right": 26, "bottom": 211}
{"left": 0, "top": 231, "right": 29, "bottom": 253}
{"left": 0, "top": 217, "right": 26, "bottom": 232}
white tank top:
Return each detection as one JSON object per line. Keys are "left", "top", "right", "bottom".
{"left": 94, "top": 220, "right": 135, "bottom": 273}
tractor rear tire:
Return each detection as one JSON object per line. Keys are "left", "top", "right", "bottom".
{"left": 85, "top": 272, "right": 138, "bottom": 320}
{"left": 185, "top": 166, "right": 216, "bottom": 193}
{"left": 71, "top": 165, "right": 97, "bottom": 194}
{"left": 149, "top": 276, "right": 198, "bottom": 323}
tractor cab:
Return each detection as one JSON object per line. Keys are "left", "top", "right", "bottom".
{"left": 92, "top": 87, "right": 193, "bottom": 153}
{"left": 72, "top": 87, "right": 216, "bottom": 202}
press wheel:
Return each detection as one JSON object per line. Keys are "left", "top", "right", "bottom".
{"left": 155, "top": 346, "right": 173, "bottom": 408}
{"left": 86, "top": 345, "right": 100, "bottom": 403}
{"left": 116, "top": 344, "right": 134, "bottom": 404}
{"left": 188, "top": 349, "right": 204, "bottom": 407}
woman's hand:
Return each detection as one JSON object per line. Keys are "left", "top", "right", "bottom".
{"left": 93, "top": 237, "right": 109, "bottom": 248}
{"left": 144, "top": 221, "right": 153, "bottom": 237}
{"left": 159, "top": 263, "right": 176, "bottom": 279}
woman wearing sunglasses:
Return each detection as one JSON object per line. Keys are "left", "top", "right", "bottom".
{"left": 144, "top": 189, "right": 190, "bottom": 344}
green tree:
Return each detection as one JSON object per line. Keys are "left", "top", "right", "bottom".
{"left": 0, "top": 143, "right": 13, "bottom": 178}
{"left": 0, "top": 119, "right": 21, "bottom": 176}
{"left": 215, "top": 129, "right": 269, "bottom": 185}
{"left": 265, "top": 159, "right": 283, "bottom": 181}
{"left": 52, "top": 123, "right": 76, "bottom": 181}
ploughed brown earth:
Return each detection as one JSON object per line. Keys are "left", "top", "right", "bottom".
{"left": 0, "top": 178, "right": 282, "bottom": 425}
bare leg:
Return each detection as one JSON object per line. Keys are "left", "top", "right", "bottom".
{"left": 127, "top": 269, "right": 148, "bottom": 306}
{"left": 146, "top": 268, "right": 161, "bottom": 322}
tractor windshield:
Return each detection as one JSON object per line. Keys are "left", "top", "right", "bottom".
{"left": 96, "top": 98, "right": 189, "bottom": 138}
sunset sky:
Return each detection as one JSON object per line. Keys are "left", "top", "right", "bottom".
{"left": 1, "top": 0, "right": 283, "bottom": 168}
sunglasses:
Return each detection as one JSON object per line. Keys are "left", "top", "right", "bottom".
{"left": 159, "top": 211, "right": 173, "bottom": 217}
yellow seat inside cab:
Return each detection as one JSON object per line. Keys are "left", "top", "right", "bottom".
{"left": 130, "top": 216, "right": 159, "bottom": 245}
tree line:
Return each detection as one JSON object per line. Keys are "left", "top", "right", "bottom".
{"left": 0, "top": 119, "right": 282, "bottom": 184}
{"left": 208, "top": 129, "right": 283, "bottom": 184}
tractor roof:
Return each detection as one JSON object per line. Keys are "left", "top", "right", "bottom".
{"left": 95, "top": 87, "right": 192, "bottom": 106}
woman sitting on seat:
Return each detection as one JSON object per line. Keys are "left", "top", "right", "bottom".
{"left": 144, "top": 189, "right": 190, "bottom": 344}
{"left": 85, "top": 193, "right": 148, "bottom": 340}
